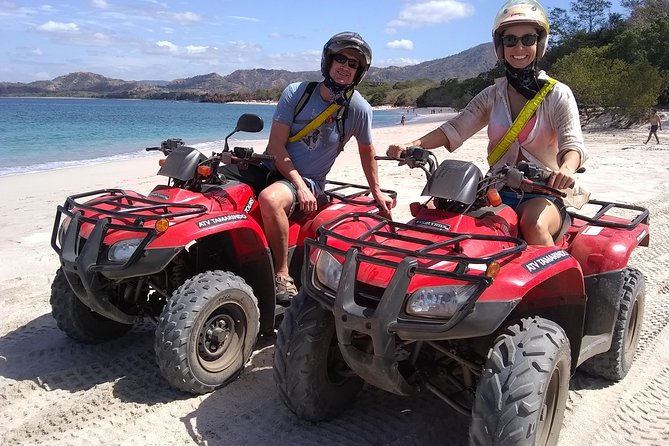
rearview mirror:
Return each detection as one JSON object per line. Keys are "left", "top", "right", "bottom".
{"left": 235, "top": 113, "right": 264, "bottom": 133}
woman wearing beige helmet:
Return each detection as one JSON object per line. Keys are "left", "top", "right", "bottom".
{"left": 388, "top": 0, "right": 588, "bottom": 246}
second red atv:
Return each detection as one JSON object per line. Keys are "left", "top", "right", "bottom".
{"left": 273, "top": 147, "right": 649, "bottom": 445}
{"left": 50, "top": 113, "right": 396, "bottom": 394}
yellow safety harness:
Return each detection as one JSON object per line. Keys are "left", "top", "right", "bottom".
{"left": 487, "top": 76, "right": 557, "bottom": 166}
{"left": 287, "top": 82, "right": 353, "bottom": 151}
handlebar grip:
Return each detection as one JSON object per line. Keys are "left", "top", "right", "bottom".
{"left": 145, "top": 147, "right": 160, "bottom": 152}
{"left": 539, "top": 169, "right": 552, "bottom": 182}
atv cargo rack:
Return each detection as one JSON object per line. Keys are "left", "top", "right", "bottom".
{"left": 569, "top": 199, "right": 649, "bottom": 229}
{"left": 303, "top": 212, "right": 527, "bottom": 333}
{"left": 323, "top": 180, "right": 397, "bottom": 205}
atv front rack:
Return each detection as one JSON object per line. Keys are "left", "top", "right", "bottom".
{"left": 317, "top": 212, "right": 526, "bottom": 268}
{"left": 51, "top": 188, "right": 206, "bottom": 259}
{"left": 303, "top": 212, "right": 527, "bottom": 334}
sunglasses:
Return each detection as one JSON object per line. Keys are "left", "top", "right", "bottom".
{"left": 502, "top": 33, "right": 539, "bottom": 47}
{"left": 332, "top": 53, "right": 360, "bottom": 69}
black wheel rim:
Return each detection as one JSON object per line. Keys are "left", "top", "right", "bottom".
{"left": 197, "top": 302, "right": 247, "bottom": 373}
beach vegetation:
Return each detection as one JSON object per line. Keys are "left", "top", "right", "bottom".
{"left": 414, "top": 9, "right": 668, "bottom": 120}
{"left": 357, "top": 79, "right": 439, "bottom": 107}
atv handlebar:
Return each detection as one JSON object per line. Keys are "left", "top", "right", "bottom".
{"left": 494, "top": 163, "right": 566, "bottom": 198}
{"left": 376, "top": 147, "right": 437, "bottom": 179}
{"left": 217, "top": 147, "right": 274, "bottom": 167}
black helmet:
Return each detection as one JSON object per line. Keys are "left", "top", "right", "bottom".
{"left": 321, "top": 31, "right": 372, "bottom": 88}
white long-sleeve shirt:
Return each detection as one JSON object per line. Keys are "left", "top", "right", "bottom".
{"left": 438, "top": 71, "right": 588, "bottom": 172}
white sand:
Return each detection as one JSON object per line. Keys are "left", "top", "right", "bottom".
{"left": 1, "top": 113, "right": 668, "bottom": 445}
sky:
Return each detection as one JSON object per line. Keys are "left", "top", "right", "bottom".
{"left": 0, "top": 0, "right": 628, "bottom": 83}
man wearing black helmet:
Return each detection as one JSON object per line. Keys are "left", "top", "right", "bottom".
{"left": 224, "top": 32, "right": 395, "bottom": 301}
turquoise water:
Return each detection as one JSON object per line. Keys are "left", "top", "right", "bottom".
{"left": 0, "top": 97, "right": 408, "bottom": 176}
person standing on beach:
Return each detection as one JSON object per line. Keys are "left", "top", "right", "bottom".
{"left": 221, "top": 32, "right": 395, "bottom": 301}
{"left": 645, "top": 109, "right": 662, "bottom": 144}
{"left": 400, "top": 114, "right": 406, "bottom": 125}
{"left": 387, "top": 0, "right": 587, "bottom": 247}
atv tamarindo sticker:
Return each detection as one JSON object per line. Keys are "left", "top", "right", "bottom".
{"left": 196, "top": 214, "right": 248, "bottom": 228}
{"left": 522, "top": 250, "right": 570, "bottom": 273}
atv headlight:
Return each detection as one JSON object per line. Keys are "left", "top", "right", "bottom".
{"left": 315, "top": 250, "right": 342, "bottom": 291}
{"left": 406, "top": 285, "right": 477, "bottom": 319}
{"left": 108, "top": 238, "right": 144, "bottom": 262}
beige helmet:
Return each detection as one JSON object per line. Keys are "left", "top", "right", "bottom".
{"left": 492, "top": 0, "right": 550, "bottom": 60}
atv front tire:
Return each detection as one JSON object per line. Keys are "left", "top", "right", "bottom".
{"left": 273, "top": 290, "right": 363, "bottom": 421}
{"left": 155, "top": 270, "right": 259, "bottom": 394}
{"left": 50, "top": 268, "right": 133, "bottom": 343}
{"left": 470, "top": 317, "right": 571, "bottom": 446}
{"left": 580, "top": 267, "right": 645, "bottom": 381}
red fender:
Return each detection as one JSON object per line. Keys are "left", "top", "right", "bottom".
{"left": 566, "top": 218, "right": 649, "bottom": 275}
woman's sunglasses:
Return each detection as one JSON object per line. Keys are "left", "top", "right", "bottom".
{"left": 332, "top": 53, "right": 360, "bottom": 69}
{"left": 502, "top": 33, "right": 539, "bottom": 47}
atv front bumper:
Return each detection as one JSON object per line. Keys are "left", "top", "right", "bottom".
{"left": 302, "top": 239, "right": 521, "bottom": 396}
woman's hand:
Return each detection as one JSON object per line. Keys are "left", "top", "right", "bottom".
{"left": 386, "top": 144, "right": 409, "bottom": 159}
{"left": 548, "top": 165, "right": 576, "bottom": 190}
{"left": 297, "top": 186, "right": 317, "bottom": 213}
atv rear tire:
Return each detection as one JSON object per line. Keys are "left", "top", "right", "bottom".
{"left": 50, "top": 268, "right": 133, "bottom": 343}
{"left": 580, "top": 267, "right": 645, "bottom": 381}
{"left": 155, "top": 270, "right": 259, "bottom": 394}
{"left": 273, "top": 290, "right": 363, "bottom": 421}
{"left": 470, "top": 317, "right": 571, "bottom": 446}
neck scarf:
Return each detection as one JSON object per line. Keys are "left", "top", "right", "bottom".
{"left": 504, "top": 61, "right": 547, "bottom": 100}
{"left": 322, "top": 78, "right": 353, "bottom": 105}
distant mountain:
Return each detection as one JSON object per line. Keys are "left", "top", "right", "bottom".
{"left": 0, "top": 43, "right": 496, "bottom": 97}
{"left": 366, "top": 43, "right": 496, "bottom": 82}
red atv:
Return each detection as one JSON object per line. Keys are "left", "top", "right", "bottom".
{"left": 50, "top": 113, "right": 395, "bottom": 394}
{"left": 273, "top": 147, "right": 649, "bottom": 445}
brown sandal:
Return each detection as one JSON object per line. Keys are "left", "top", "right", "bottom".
{"left": 275, "top": 275, "right": 298, "bottom": 302}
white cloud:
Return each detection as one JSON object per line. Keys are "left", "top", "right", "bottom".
{"left": 155, "top": 11, "right": 202, "bottom": 24}
{"left": 30, "top": 48, "right": 43, "bottom": 56}
{"left": 386, "top": 39, "right": 414, "bottom": 50}
{"left": 185, "top": 45, "right": 209, "bottom": 55}
{"left": 156, "top": 40, "right": 178, "bottom": 54}
{"left": 228, "top": 16, "right": 260, "bottom": 22}
{"left": 375, "top": 57, "right": 421, "bottom": 68}
{"left": 151, "top": 41, "right": 219, "bottom": 60}
{"left": 37, "top": 21, "right": 80, "bottom": 33}
{"left": 386, "top": 0, "right": 474, "bottom": 32}
{"left": 91, "top": 0, "right": 110, "bottom": 9}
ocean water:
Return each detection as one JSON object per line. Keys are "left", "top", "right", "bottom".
{"left": 0, "top": 97, "right": 409, "bottom": 177}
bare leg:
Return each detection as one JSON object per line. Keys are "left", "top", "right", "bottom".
{"left": 516, "top": 198, "right": 563, "bottom": 246}
{"left": 258, "top": 182, "right": 294, "bottom": 277}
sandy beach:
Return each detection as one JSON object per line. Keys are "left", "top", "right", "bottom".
{"left": 1, "top": 112, "right": 668, "bottom": 445}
